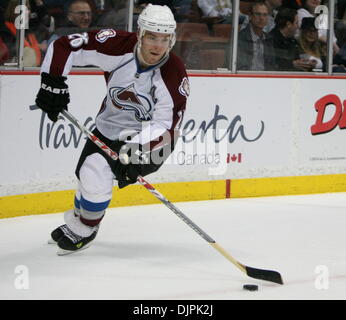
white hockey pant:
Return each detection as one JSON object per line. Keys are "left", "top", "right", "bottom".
{"left": 65, "top": 153, "right": 115, "bottom": 237}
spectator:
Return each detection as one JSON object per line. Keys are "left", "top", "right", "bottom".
{"left": 333, "top": 20, "right": 346, "bottom": 72}
{"left": 1, "top": 0, "right": 43, "bottom": 66}
{"left": 197, "top": 0, "right": 233, "bottom": 23}
{"left": 172, "top": 0, "right": 193, "bottom": 22}
{"left": 0, "top": 6, "right": 9, "bottom": 65}
{"left": 264, "top": 0, "right": 282, "bottom": 31}
{"left": 29, "top": 0, "right": 54, "bottom": 33}
{"left": 270, "top": 7, "right": 315, "bottom": 71}
{"left": 297, "top": 0, "right": 339, "bottom": 54}
{"left": 66, "top": 0, "right": 93, "bottom": 28}
{"left": 237, "top": 1, "right": 276, "bottom": 71}
{"left": 241, "top": 0, "right": 283, "bottom": 33}
{"left": 335, "top": 19, "right": 346, "bottom": 52}
{"left": 297, "top": 0, "right": 321, "bottom": 26}
{"left": 0, "top": 0, "right": 20, "bottom": 62}
{"left": 29, "top": 0, "right": 54, "bottom": 54}
{"left": 0, "top": 37, "right": 9, "bottom": 65}
{"left": 335, "top": 0, "right": 346, "bottom": 49}
{"left": 297, "top": 17, "right": 326, "bottom": 71}
{"left": 336, "top": 0, "right": 346, "bottom": 20}
{"left": 47, "top": 0, "right": 94, "bottom": 46}
{"left": 197, "top": 0, "right": 231, "bottom": 17}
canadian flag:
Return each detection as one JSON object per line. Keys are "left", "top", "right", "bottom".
{"left": 227, "top": 153, "right": 242, "bottom": 163}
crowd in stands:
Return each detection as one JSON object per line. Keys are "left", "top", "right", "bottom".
{"left": 0, "top": 0, "right": 346, "bottom": 72}
{"left": 0, "top": 0, "right": 128, "bottom": 66}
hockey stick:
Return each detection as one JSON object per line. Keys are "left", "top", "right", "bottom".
{"left": 61, "top": 109, "right": 283, "bottom": 285}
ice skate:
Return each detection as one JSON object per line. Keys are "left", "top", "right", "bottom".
{"left": 48, "top": 224, "right": 70, "bottom": 244}
{"left": 56, "top": 225, "right": 98, "bottom": 256}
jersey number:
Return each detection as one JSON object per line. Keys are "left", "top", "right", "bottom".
{"left": 68, "top": 33, "right": 89, "bottom": 48}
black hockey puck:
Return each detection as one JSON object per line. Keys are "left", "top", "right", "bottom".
{"left": 243, "top": 284, "right": 259, "bottom": 291}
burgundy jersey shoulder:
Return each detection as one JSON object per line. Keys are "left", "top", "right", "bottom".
{"left": 160, "top": 52, "right": 190, "bottom": 109}
{"left": 48, "top": 29, "right": 138, "bottom": 75}
{"left": 52, "top": 29, "right": 137, "bottom": 56}
{"left": 86, "top": 29, "right": 137, "bottom": 56}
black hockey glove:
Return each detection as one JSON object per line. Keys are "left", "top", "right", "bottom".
{"left": 112, "top": 132, "right": 177, "bottom": 189}
{"left": 115, "top": 163, "right": 142, "bottom": 189}
{"left": 112, "top": 143, "right": 148, "bottom": 189}
{"left": 35, "top": 72, "right": 70, "bottom": 122}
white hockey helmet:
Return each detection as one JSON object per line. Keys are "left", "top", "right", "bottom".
{"left": 137, "top": 4, "right": 176, "bottom": 48}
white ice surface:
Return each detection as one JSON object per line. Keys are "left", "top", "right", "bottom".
{"left": 1, "top": 193, "right": 346, "bottom": 300}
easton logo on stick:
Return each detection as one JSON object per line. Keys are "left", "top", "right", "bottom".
{"left": 91, "top": 135, "right": 118, "bottom": 160}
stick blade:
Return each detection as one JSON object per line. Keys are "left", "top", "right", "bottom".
{"left": 245, "top": 266, "right": 284, "bottom": 284}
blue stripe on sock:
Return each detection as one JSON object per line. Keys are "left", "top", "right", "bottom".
{"left": 80, "top": 196, "right": 110, "bottom": 212}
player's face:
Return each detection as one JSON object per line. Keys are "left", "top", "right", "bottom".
{"left": 140, "top": 31, "right": 171, "bottom": 65}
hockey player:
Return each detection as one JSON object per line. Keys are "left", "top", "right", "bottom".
{"left": 35, "top": 4, "right": 189, "bottom": 255}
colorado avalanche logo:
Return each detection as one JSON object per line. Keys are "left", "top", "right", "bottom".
{"left": 96, "top": 29, "right": 116, "bottom": 43}
{"left": 109, "top": 84, "right": 152, "bottom": 122}
{"left": 179, "top": 77, "right": 190, "bottom": 97}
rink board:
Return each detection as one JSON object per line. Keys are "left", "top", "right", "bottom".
{"left": 1, "top": 174, "right": 346, "bottom": 219}
{"left": 1, "top": 73, "right": 346, "bottom": 218}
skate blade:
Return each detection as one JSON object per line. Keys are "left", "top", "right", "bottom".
{"left": 48, "top": 239, "right": 57, "bottom": 244}
{"left": 56, "top": 243, "right": 92, "bottom": 256}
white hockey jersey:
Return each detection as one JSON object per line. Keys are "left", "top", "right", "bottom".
{"left": 41, "top": 29, "right": 189, "bottom": 148}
